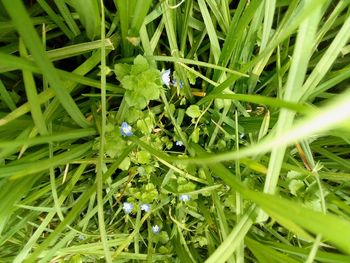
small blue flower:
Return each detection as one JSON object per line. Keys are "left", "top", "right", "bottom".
{"left": 176, "top": 140, "right": 184, "bottom": 146}
{"left": 179, "top": 194, "right": 190, "bottom": 202}
{"left": 120, "top": 122, "right": 133, "bottom": 137}
{"left": 140, "top": 203, "right": 151, "bottom": 212}
{"left": 123, "top": 202, "right": 133, "bottom": 214}
{"left": 161, "top": 69, "right": 171, "bottom": 87}
{"left": 78, "top": 234, "right": 85, "bottom": 240}
{"left": 172, "top": 79, "right": 183, "bottom": 89}
{"left": 152, "top": 225, "right": 160, "bottom": 234}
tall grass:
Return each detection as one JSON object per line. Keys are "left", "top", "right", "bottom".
{"left": 0, "top": 0, "right": 350, "bottom": 262}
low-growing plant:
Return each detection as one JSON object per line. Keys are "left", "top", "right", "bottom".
{"left": 0, "top": 0, "right": 350, "bottom": 262}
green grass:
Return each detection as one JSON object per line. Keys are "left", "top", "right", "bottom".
{"left": 1, "top": 0, "right": 350, "bottom": 262}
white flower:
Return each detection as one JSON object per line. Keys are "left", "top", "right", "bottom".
{"left": 140, "top": 203, "right": 151, "bottom": 212}
{"left": 179, "top": 194, "right": 190, "bottom": 202}
{"left": 176, "top": 140, "right": 184, "bottom": 146}
{"left": 161, "top": 69, "right": 171, "bottom": 87}
{"left": 152, "top": 225, "right": 160, "bottom": 234}
{"left": 120, "top": 122, "right": 133, "bottom": 137}
{"left": 123, "top": 202, "right": 133, "bottom": 214}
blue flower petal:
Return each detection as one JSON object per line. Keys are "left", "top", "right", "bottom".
{"left": 172, "top": 79, "right": 183, "bottom": 89}
{"left": 179, "top": 194, "right": 190, "bottom": 202}
{"left": 123, "top": 202, "right": 133, "bottom": 214}
{"left": 120, "top": 122, "right": 133, "bottom": 137}
{"left": 152, "top": 225, "right": 160, "bottom": 234}
{"left": 140, "top": 203, "right": 151, "bottom": 212}
{"left": 161, "top": 69, "right": 171, "bottom": 87}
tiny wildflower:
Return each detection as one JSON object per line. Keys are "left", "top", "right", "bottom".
{"left": 140, "top": 203, "right": 151, "bottom": 212}
{"left": 175, "top": 140, "right": 184, "bottom": 147}
{"left": 179, "top": 194, "right": 190, "bottom": 202}
{"left": 172, "top": 79, "right": 183, "bottom": 89}
{"left": 161, "top": 69, "right": 171, "bottom": 87}
{"left": 152, "top": 225, "right": 160, "bottom": 234}
{"left": 120, "top": 122, "right": 133, "bottom": 137}
{"left": 123, "top": 202, "right": 133, "bottom": 214}
{"left": 78, "top": 234, "right": 85, "bottom": 240}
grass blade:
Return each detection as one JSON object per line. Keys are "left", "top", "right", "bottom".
{"left": 19, "top": 39, "right": 48, "bottom": 136}
{"left": 71, "top": 0, "right": 100, "bottom": 40}
{"left": 3, "top": 0, "right": 90, "bottom": 128}
{"left": 0, "top": 79, "right": 16, "bottom": 110}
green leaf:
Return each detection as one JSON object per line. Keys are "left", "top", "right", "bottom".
{"left": 186, "top": 105, "right": 201, "bottom": 119}
{"left": 120, "top": 75, "right": 136, "bottom": 91}
{"left": 114, "top": 56, "right": 162, "bottom": 110}
{"left": 142, "top": 82, "right": 160, "bottom": 101}
{"left": 114, "top": 63, "right": 131, "bottom": 80}
{"left": 137, "top": 150, "right": 151, "bottom": 164}
{"left": 131, "top": 55, "right": 150, "bottom": 75}
{"left": 191, "top": 127, "right": 200, "bottom": 143}
{"left": 125, "top": 90, "right": 148, "bottom": 109}
{"left": 118, "top": 157, "right": 130, "bottom": 170}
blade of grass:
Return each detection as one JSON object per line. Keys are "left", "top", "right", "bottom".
{"left": 258, "top": 0, "right": 323, "bottom": 222}
{"left": 198, "top": 0, "right": 221, "bottom": 63}
{"left": 205, "top": 205, "right": 256, "bottom": 263}
{"left": 0, "top": 50, "right": 122, "bottom": 127}
{"left": 198, "top": 93, "right": 312, "bottom": 113}
{"left": 245, "top": 237, "right": 301, "bottom": 263}
{"left": 0, "top": 37, "right": 115, "bottom": 71}
{"left": 205, "top": 0, "right": 229, "bottom": 33}
{"left": 53, "top": 0, "right": 80, "bottom": 36}
{"left": 261, "top": 0, "right": 276, "bottom": 50}
{"left": 0, "top": 128, "right": 96, "bottom": 149}
{"left": 13, "top": 164, "right": 87, "bottom": 263}
{"left": 0, "top": 142, "right": 93, "bottom": 179}
{"left": 161, "top": 1, "right": 193, "bottom": 101}
{"left": 152, "top": 55, "right": 248, "bottom": 76}
{"left": 267, "top": 241, "right": 350, "bottom": 262}
{"left": 130, "top": 0, "right": 152, "bottom": 36}
{"left": 23, "top": 144, "right": 135, "bottom": 262}
{"left": 114, "top": 0, "right": 132, "bottom": 56}
{"left": 0, "top": 176, "right": 39, "bottom": 235}
{"left": 3, "top": 0, "right": 90, "bottom": 128}
{"left": 302, "top": 12, "right": 350, "bottom": 101}
{"left": 71, "top": 0, "right": 100, "bottom": 40}
{"left": 174, "top": 88, "right": 350, "bottom": 164}
{"left": 194, "top": 144, "right": 350, "bottom": 254}
{"left": 19, "top": 38, "right": 48, "bottom": 136}
{"left": 0, "top": 53, "right": 122, "bottom": 92}
{"left": 37, "top": 0, "right": 75, "bottom": 40}
{"left": 96, "top": 1, "right": 112, "bottom": 261}
{"left": 0, "top": 79, "right": 16, "bottom": 110}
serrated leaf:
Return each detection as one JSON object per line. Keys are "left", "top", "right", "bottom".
{"left": 114, "top": 63, "right": 131, "bottom": 80}
{"left": 142, "top": 82, "right": 160, "bottom": 101}
{"left": 120, "top": 75, "right": 136, "bottom": 91}
{"left": 131, "top": 55, "right": 149, "bottom": 75}
{"left": 125, "top": 90, "right": 148, "bottom": 109}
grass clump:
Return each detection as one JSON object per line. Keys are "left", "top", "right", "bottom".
{"left": 1, "top": 0, "right": 350, "bottom": 262}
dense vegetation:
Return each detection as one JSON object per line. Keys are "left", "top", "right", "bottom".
{"left": 1, "top": 0, "right": 350, "bottom": 262}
